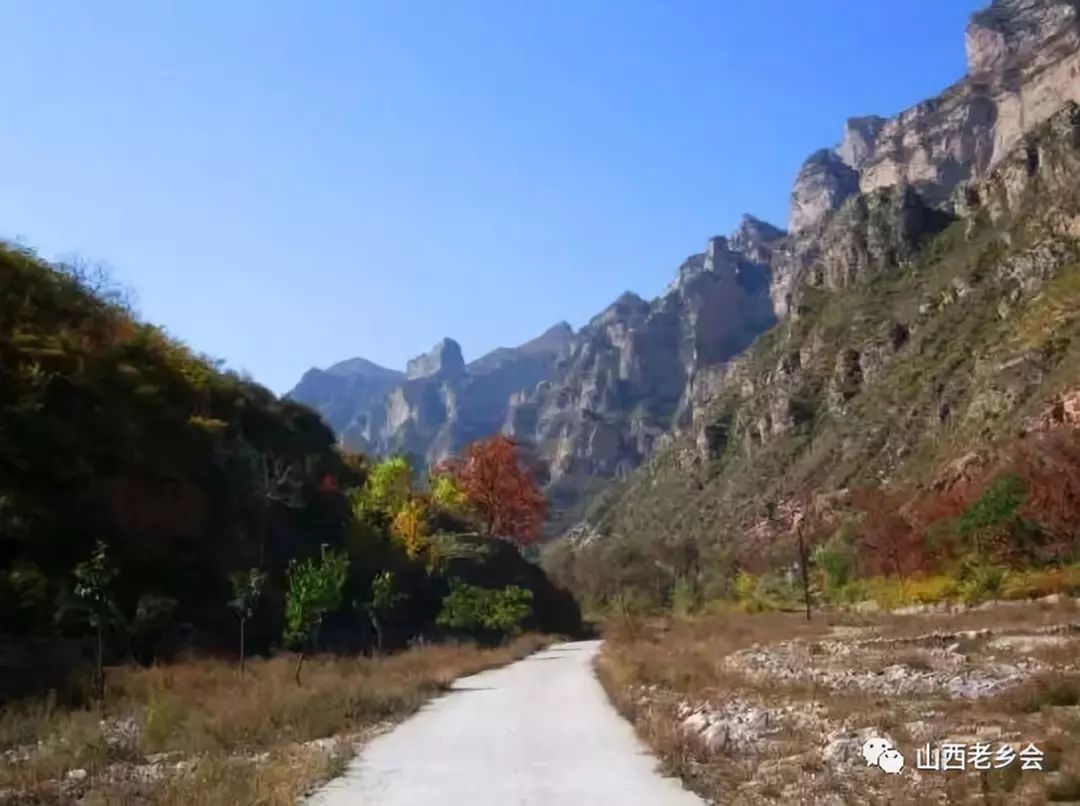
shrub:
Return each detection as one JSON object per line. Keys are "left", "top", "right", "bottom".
{"left": 958, "top": 473, "right": 1026, "bottom": 555}
{"left": 815, "top": 532, "right": 855, "bottom": 599}
{"left": 733, "top": 571, "right": 784, "bottom": 613}
{"left": 436, "top": 581, "right": 533, "bottom": 639}
{"left": 671, "top": 577, "right": 700, "bottom": 616}
{"left": 838, "top": 574, "right": 959, "bottom": 609}
{"left": 902, "top": 574, "right": 960, "bottom": 604}
{"left": 959, "top": 560, "right": 1007, "bottom": 604}
{"left": 1001, "top": 564, "right": 1080, "bottom": 600}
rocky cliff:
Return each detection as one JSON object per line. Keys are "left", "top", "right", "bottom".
{"left": 555, "top": 0, "right": 1080, "bottom": 603}
{"left": 779, "top": 0, "right": 1080, "bottom": 312}
{"left": 504, "top": 223, "right": 778, "bottom": 521}
{"left": 291, "top": 219, "right": 779, "bottom": 517}
{"left": 290, "top": 324, "right": 575, "bottom": 467}
{"left": 295, "top": 0, "right": 1079, "bottom": 535}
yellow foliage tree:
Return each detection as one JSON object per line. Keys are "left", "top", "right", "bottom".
{"left": 391, "top": 498, "right": 429, "bottom": 559}
{"left": 431, "top": 472, "right": 468, "bottom": 515}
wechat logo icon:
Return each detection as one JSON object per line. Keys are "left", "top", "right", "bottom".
{"left": 862, "top": 737, "right": 905, "bottom": 775}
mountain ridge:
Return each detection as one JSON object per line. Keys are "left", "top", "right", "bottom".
{"left": 291, "top": 0, "right": 1080, "bottom": 533}
{"left": 547, "top": 0, "right": 1080, "bottom": 604}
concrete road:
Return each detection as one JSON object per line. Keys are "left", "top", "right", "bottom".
{"left": 308, "top": 640, "right": 704, "bottom": 805}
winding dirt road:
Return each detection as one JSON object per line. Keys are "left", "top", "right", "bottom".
{"left": 308, "top": 639, "right": 703, "bottom": 805}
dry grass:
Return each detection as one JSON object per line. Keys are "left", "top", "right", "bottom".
{"left": 599, "top": 602, "right": 1080, "bottom": 804}
{"left": 600, "top": 610, "right": 827, "bottom": 699}
{"left": 0, "top": 635, "right": 549, "bottom": 804}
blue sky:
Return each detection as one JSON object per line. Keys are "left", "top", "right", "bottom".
{"left": 1, "top": 1, "right": 984, "bottom": 393}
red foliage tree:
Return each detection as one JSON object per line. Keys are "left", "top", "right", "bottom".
{"left": 849, "top": 487, "right": 928, "bottom": 577}
{"left": 444, "top": 436, "right": 546, "bottom": 548}
{"left": 1012, "top": 429, "right": 1080, "bottom": 561}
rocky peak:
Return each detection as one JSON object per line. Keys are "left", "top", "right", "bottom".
{"left": 406, "top": 337, "right": 466, "bottom": 380}
{"left": 782, "top": 0, "right": 1079, "bottom": 276}
{"left": 702, "top": 236, "right": 739, "bottom": 280}
{"left": 594, "top": 291, "right": 650, "bottom": 326}
{"left": 789, "top": 149, "right": 861, "bottom": 234}
{"left": 323, "top": 356, "right": 403, "bottom": 381}
{"left": 521, "top": 322, "right": 574, "bottom": 355}
{"left": 730, "top": 215, "right": 786, "bottom": 264}
{"left": 837, "top": 116, "right": 888, "bottom": 170}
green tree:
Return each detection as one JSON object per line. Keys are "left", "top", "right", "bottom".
{"left": 362, "top": 457, "right": 412, "bottom": 514}
{"left": 284, "top": 549, "right": 349, "bottom": 684}
{"left": 436, "top": 581, "right": 533, "bottom": 640}
{"left": 430, "top": 472, "right": 468, "bottom": 515}
{"left": 958, "top": 474, "right": 1028, "bottom": 558}
{"left": 228, "top": 568, "right": 266, "bottom": 676}
{"left": 72, "top": 541, "right": 120, "bottom": 699}
{"left": 815, "top": 529, "right": 855, "bottom": 600}
{"left": 366, "top": 570, "right": 407, "bottom": 652}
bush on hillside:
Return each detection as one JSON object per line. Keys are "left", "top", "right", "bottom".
{"left": 436, "top": 580, "right": 533, "bottom": 640}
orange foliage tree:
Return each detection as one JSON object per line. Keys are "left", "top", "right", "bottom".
{"left": 442, "top": 436, "right": 546, "bottom": 548}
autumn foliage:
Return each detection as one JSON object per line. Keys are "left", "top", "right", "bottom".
{"left": 441, "top": 436, "right": 546, "bottom": 548}
{"left": 391, "top": 497, "right": 429, "bottom": 559}
{"left": 843, "top": 428, "right": 1080, "bottom": 577}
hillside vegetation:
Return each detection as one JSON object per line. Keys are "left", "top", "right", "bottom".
{"left": 0, "top": 244, "right": 578, "bottom": 694}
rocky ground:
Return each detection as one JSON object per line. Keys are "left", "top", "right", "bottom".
{"left": 599, "top": 599, "right": 1080, "bottom": 805}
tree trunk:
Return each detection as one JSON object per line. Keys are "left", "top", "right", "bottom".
{"left": 239, "top": 618, "right": 246, "bottom": 676}
{"left": 258, "top": 506, "right": 267, "bottom": 567}
{"left": 294, "top": 651, "right": 305, "bottom": 686}
{"left": 96, "top": 623, "right": 105, "bottom": 700}
{"left": 369, "top": 611, "right": 383, "bottom": 653}
{"left": 798, "top": 527, "right": 812, "bottom": 622}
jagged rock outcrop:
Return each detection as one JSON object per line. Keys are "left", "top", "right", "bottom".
{"left": 288, "top": 358, "right": 403, "bottom": 436}
{"left": 292, "top": 219, "right": 781, "bottom": 524}
{"left": 573, "top": 96, "right": 1080, "bottom": 598}
{"left": 504, "top": 228, "right": 778, "bottom": 517}
{"left": 297, "top": 0, "right": 1079, "bottom": 536}
{"left": 289, "top": 324, "right": 573, "bottom": 464}
{"left": 405, "top": 338, "right": 466, "bottom": 380}
{"left": 788, "top": 150, "right": 861, "bottom": 236}
{"left": 777, "top": 0, "right": 1079, "bottom": 317}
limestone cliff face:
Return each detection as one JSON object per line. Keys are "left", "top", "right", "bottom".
{"left": 287, "top": 358, "right": 403, "bottom": 436}
{"left": 295, "top": 0, "right": 1080, "bottom": 533}
{"left": 292, "top": 213, "right": 781, "bottom": 522}
{"left": 504, "top": 228, "right": 778, "bottom": 517}
{"left": 289, "top": 325, "right": 573, "bottom": 466}
{"left": 577, "top": 100, "right": 1080, "bottom": 603}
{"left": 779, "top": 0, "right": 1079, "bottom": 316}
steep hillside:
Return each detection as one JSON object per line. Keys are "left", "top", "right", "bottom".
{"left": 0, "top": 246, "right": 361, "bottom": 653}
{"left": 0, "top": 248, "right": 580, "bottom": 678}
{"left": 550, "top": 0, "right": 1080, "bottom": 603}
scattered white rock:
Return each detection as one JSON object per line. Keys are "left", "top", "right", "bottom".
{"left": 679, "top": 700, "right": 781, "bottom": 752}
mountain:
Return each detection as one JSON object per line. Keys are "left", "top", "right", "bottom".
{"left": 293, "top": 0, "right": 1080, "bottom": 537}
{"left": 291, "top": 221, "right": 781, "bottom": 524}
{"left": 289, "top": 323, "right": 576, "bottom": 467}
{"left": 290, "top": 358, "right": 404, "bottom": 436}
{"left": 505, "top": 224, "right": 779, "bottom": 521}
{"left": 549, "top": 0, "right": 1080, "bottom": 603}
